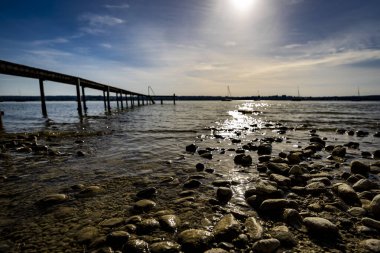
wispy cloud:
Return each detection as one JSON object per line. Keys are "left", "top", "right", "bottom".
{"left": 79, "top": 14, "right": 125, "bottom": 34}
{"left": 100, "top": 43, "right": 112, "bottom": 49}
{"left": 32, "top": 37, "right": 69, "bottom": 46}
{"left": 105, "top": 4, "right": 129, "bottom": 9}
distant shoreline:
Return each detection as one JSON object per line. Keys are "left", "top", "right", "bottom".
{"left": 1, "top": 95, "right": 380, "bottom": 102}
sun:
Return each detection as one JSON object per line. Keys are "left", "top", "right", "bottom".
{"left": 230, "top": 0, "right": 256, "bottom": 12}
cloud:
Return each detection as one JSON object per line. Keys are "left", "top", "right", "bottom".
{"left": 79, "top": 14, "right": 125, "bottom": 34}
{"left": 100, "top": 43, "right": 112, "bottom": 49}
{"left": 224, "top": 41, "right": 237, "bottom": 47}
{"left": 105, "top": 4, "right": 129, "bottom": 9}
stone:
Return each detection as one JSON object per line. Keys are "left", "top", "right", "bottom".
{"left": 136, "top": 187, "right": 157, "bottom": 199}
{"left": 204, "top": 248, "right": 229, "bottom": 253}
{"left": 159, "top": 215, "right": 181, "bottom": 232}
{"left": 257, "top": 144, "right": 272, "bottom": 156}
{"left": 36, "top": 194, "right": 68, "bottom": 207}
{"left": 289, "top": 165, "right": 306, "bottom": 175}
{"left": 351, "top": 160, "right": 370, "bottom": 176}
{"left": 106, "top": 231, "right": 130, "bottom": 249}
{"left": 333, "top": 183, "right": 361, "bottom": 206}
{"left": 259, "top": 199, "right": 290, "bottom": 213}
{"left": 360, "top": 239, "right": 380, "bottom": 252}
{"left": 270, "top": 230, "right": 298, "bottom": 247}
{"left": 200, "top": 152, "right": 213, "bottom": 159}
{"left": 77, "top": 185, "right": 104, "bottom": 197}
{"left": 195, "top": 163, "right": 205, "bottom": 171}
{"left": 252, "top": 238, "right": 280, "bottom": 253}
{"left": 213, "top": 214, "right": 241, "bottom": 241}
{"left": 126, "top": 215, "right": 142, "bottom": 224}
{"left": 374, "top": 150, "right": 380, "bottom": 160}
{"left": 216, "top": 187, "right": 233, "bottom": 203}
{"left": 303, "top": 217, "right": 339, "bottom": 238}
{"left": 305, "top": 182, "right": 326, "bottom": 194}
{"left": 138, "top": 218, "right": 160, "bottom": 234}
{"left": 183, "top": 179, "right": 201, "bottom": 189}
{"left": 123, "top": 239, "right": 150, "bottom": 253}
{"left": 134, "top": 199, "right": 156, "bottom": 212}
{"left": 348, "top": 207, "right": 366, "bottom": 217}
{"left": 99, "top": 217, "right": 125, "bottom": 227}
{"left": 370, "top": 194, "right": 380, "bottom": 219}
{"left": 362, "top": 217, "right": 380, "bottom": 230}
{"left": 310, "top": 137, "right": 326, "bottom": 147}
{"left": 353, "top": 179, "right": 378, "bottom": 192}
{"left": 287, "top": 153, "right": 301, "bottom": 165}
{"left": 255, "top": 181, "right": 282, "bottom": 198}
{"left": 150, "top": 241, "right": 181, "bottom": 253}
{"left": 234, "top": 154, "right": 252, "bottom": 166}
{"left": 357, "top": 130, "right": 369, "bottom": 137}
{"left": 178, "top": 229, "right": 214, "bottom": 252}
{"left": 186, "top": 144, "right": 198, "bottom": 153}
{"left": 332, "top": 146, "right": 346, "bottom": 158}
{"left": 283, "top": 209, "right": 303, "bottom": 228}
{"left": 267, "top": 163, "right": 290, "bottom": 175}
{"left": 77, "top": 226, "right": 99, "bottom": 243}
{"left": 244, "top": 217, "right": 263, "bottom": 241}
{"left": 269, "top": 174, "right": 291, "bottom": 187}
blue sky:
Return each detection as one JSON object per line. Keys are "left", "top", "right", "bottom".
{"left": 1, "top": 0, "right": 380, "bottom": 96}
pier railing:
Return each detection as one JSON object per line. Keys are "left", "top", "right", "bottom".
{"left": 0, "top": 60, "right": 155, "bottom": 117}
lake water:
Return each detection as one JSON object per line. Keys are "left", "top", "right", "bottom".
{"left": 0, "top": 100, "right": 380, "bottom": 252}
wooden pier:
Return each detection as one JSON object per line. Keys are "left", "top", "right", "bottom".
{"left": 0, "top": 60, "right": 155, "bottom": 117}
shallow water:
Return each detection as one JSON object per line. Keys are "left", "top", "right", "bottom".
{"left": 0, "top": 100, "right": 380, "bottom": 252}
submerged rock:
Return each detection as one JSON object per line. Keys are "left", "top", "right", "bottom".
{"left": 36, "top": 194, "right": 68, "bottom": 207}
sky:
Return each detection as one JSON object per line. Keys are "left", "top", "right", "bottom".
{"left": 1, "top": 0, "right": 380, "bottom": 97}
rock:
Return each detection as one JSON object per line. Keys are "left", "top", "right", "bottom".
{"left": 244, "top": 217, "right": 263, "bottom": 241}
{"left": 332, "top": 146, "right": 346, "bottom": 158}
{"left": 270, "top": 230, "right": 297, "bottom": 247}
{"left": 159, "top": 215, "right": 180, "bottom": 232}
{"left": 267, "top": 163, "right": 290, "bottom": 175}
{"left": 370, "top": 194, "right": 380, "bottom": 219}
{"left": 252, "top": 238, "right": 280, "bottom": 253}
{"left": 333, "top": 183, "right": 361, "bottom": 206}
{"left": 99, "top": 217, "right": 125, "bottom": 227}
{"left": 204, "top": 248, "right": 229, "bottom": 253}
{"left": 360, "top": 239, "right": 380, "bottom": 252}
{"left": 303, "top": 217, "right": 339, "bottom": 238}
{"left": 36, "top": 194, "right": 68, "bottom": 207}
{"left": 305, "top": 182, "right": 326, "bottom": 194}
{"left": 77, "top": 185, "right": 104, "bottom": 197}
{"left": 255, "top": 181, "right": 282, "bottom": 198}
{"left": 213, "top": 214, "right": 241, "bottom": 241}
{"left": 106, "top": 231, "right": 130, "bottom": 249}
{"left": 136, "top": 187, "right": 157, "bottom": 199}
{"left": 216, "top": 187, "right": 233, "bottom": 203}
{"left": 287, "top": 153, "right": 301, "bottom": 165}
{"left": 344, "top": 142, "right": 360, "bottom": 149}
{"left": 186, "top": 144, "right": 198, "bottom": 153}
{"left": 200, "top": 152, "right": 213, "bottom": 159}
{"left": 212, "top": 180, "right": 232, "bottom": 187}
{"left": 257, "top": 144, "right": 272, "bottom": 156}
{"left": 357, "top": 130, "right": 369, "bottom": 137}
{"left": 351, "top": 161, "right": 370, "bottom": 176}
{"left": 348, "top": 207, "right": 366, "bottom": 217}
{"left": 283, "top": 209, "right": 303, "bottom": 228}
{"left": 183, "top": 179, "right": 201, "bottom": 189}
{"left": 134, "top": 199, "right": 156, "bottom": 212}
{"left": 260, "top": 199, "right": 290, "bottom": 213}
{"left": 353, "top": 179, "right": 378, "bottom": 192}
{"left": 374, "top": 150, "right": 380, "bottom": 160}
{"left": 195, "top": 163, "right": 205, "bottom": 171}
{"left": 310, "top": 137, "right": 326, "bottom": 147}
{"left": 234, "top": 154, "right": 252, "bottom": 166}
{"left": 77, "top": 226, "right": 99, "bottom": 243}
{"left": 150, "top": 241, "right": 181, "bottom": 253}
{"left": 289, "top": 165, "right": 306, "bottom": 175}
{"left": 178, "top": 229, "right": 214, "bottom": 252}
{"left": 138, "top": 218, "right": 160, "bottom": 234}
{"left": 362, "top": 217, "right": 380, "bottom": 230}
{"left": 123, "top": 239, "right": 150, "bottom": 253}
{"left": 269, "top": 174, "right": 291, "bottom": 187}
{"left": 126, "top": 215, "right": 142, "bottom": 224}
{"left": 375, "top": 132, "right": 380, "bottom": 137}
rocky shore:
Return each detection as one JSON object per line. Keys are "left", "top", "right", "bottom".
{"left": 0, "top": 122, "right": 380, "bottom": 252}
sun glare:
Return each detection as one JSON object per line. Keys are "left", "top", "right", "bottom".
{"left": 230, "top": 0, "right": 256, "bottom": 12}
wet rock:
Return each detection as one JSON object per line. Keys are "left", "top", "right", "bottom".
{"left": 255, "top": 181, "right": 282, "bottom": 198}
{"left": 150, "top": 241, "right": 181, "bottom": 253}
{"left": 106, "top": 231, "right": 130, "bottom": 249}
{"left": 123, "top": 239, "right": 150, "bottom": 253}
{"left": 183, "top": 179, "right": 201, "bottom": 189}
{"left": 258, "top": 155, "right": 271, "bottom": 163}
{"left": 36, "top": 193, "right": 68, "bottom": 207}
{"left": 126, "top": 215, "right": 143, "bottom": 224}
{"left": 201, "top": 152, "right": 213, "bottom": 159}
{"left": 373, "top": 150, "right": 380, "bottom": 160}
{"left": 257, "top": 144, "right": 272, "bottom": 156}
{"left": 244, "top": 217, "right": 263, "bottom": 241}
{"left": 204, "top": 248, "right": 229, "bottom": 253}
{"left": 333, "top": 183, "right": 361, "bottom": 206}
{"left": 136, "top": 187, "right": 157, "bottom": 199}
{"left": 357, "top": 130, "right": 369, "bottom": 137}
{"left": 353, "top": 179, "right": 378, "bottom": 192}
{"left": 269, "top": 174, "right": 291, "bottom": 187}
{"left": 99, "top": 217, "right": 125, "bottom": 227}
{"left": 332, "top": 146, "right": 346, "bottom": 158}
{"left": 260, "top": 199, "right": 290, "bottom": 213}
{"left": 216, "top": 187, "right": 233, "bottom": 203}
{"left": 267, "top": 163, "right": 290, "bottom": 175}
{"left": 351, "top": 160, "right": 370, "bottom": 176}
{"left": 310, "top": 136, "right": 326, "bottom": 147}
{"left": 233, "top": 233, "right": 249, "bottom": 248}
{"left": 77, "top": 226, "right": 99, "bottom": 244}
{"left": 370, "top": 194, "right": 380, "bottom": 219}
{"left": 159, "top": 215, "right": 180, "bottom": 232}
{"left": 303, "top": 217, "right": 339, "bottom": 238}
{"left": 212, "top": 180, "right": 232, "bottom": 187}
{"left": 348, "top": 207, "right": 366, "bottom": 217}
{"left": 360, "top": 239, "right": 380, "bottom": 252}
{"left": 344, "top": 141, "right": 360, "bottom": 149}
{"left": 195, "top": 163, "right": 205, "bottom": 171}
{"left": 77, "top": 150, "right": 85, "bottom": 157}
{"left": 375, "top": 132, "right": 380, "bottom": 137}
{"left": 270, "top": 230, "right": 297, "bottom": 248}
{"left": 283, "top": 209, "right": 303, "bottom": 228}
{"left": 137, "top": 218, "right": 160, "bottom": 234}
{"left": 252, "top": 238, "right": 280, "bottom": 253}
{"left": 213, "top": 214, "right": 241, "bottom": 241}
{"left": 134, "top": 199, "right": 156, "bottom": 212}
{"left": 289, "top": 165, "right": 307, "bottom": 175}
{"left": 362, "top": 217, "right": 380, "bottom": 230}
{"left": 234, "top": 154, "right": 252, "bottom": 166}
{"left": 305, "top": 182, "right": 327, "bottom": 194}
{"left": 178, "top": 229, "right": 214, "bottom": 252}
{"left": 287, "top": 152, "right": 302, "bottom": 165}
{"left": 77, "top": 185, "right": 104, "bottom": 197}
{"left": 174, "top": 196, "right": 195, "bottom": 204}
{"left": 186, "top": 144, "right": 198, "bottom": 153}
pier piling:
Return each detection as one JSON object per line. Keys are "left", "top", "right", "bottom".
{"left": 76, "top": 79, "right": 83, "bottom": 117}
{"left": 81, "top": 85, "right": 87, "bottom": 114}
{"left": 103, "top": 90, "right": 107, "bottom": 111}
{"left": 107, "top": 87, "right": 111, "bottom": 113}
{"left": 173, "top": 93, "right": 176, "bottom": 105}
{"left": 0, "top": 111, "right": 4, "bottom": 128}
{"left": 39, "top": 79, "right": 48, "bottom": 117}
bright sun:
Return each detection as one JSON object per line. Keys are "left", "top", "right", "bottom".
{"left": 230, "top": 0, "right": 256, "bottom": 12}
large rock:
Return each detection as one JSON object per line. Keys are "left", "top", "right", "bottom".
{"left": 213, "top": 214, "right": 241, "bottom": 241}
{"left": 123, "top": 239, "right": 150, "bottom": 253}
{"left": 204, "top": 249, "right": 229, "bottom": 253}
{"left": 234, "top": 154, "right": 252, "bottom": 166}
{"left": 216, "top": 187, "right": 233, "bottom": 203}
{"left": 332, "top": 146, "right": 346, "bottom": 158}
{"left": 269, "top": 174, "right": 291, "bottom": 187}
{"left": 137, "top": 218, "right": 160, "bottom": 234}
{"left": 351, "top": 161, "right": 370, "bottom": 176}
{"left": 353, "top": 179, "right": 378, "bottom": 192}
{"left": 303, "top": 217, "right": 339, "bottom": 238}
{"left": 150, "top": 241, "right": 181, "bottom": 253}
{"left": 244, "top": 217, "right": 263, "bottom": 241}
{"left": 370, "top": 194, "right": 380, "bottom": 219}
{"left": 360, "top": 239, "right": 380, "bottom": 253}
{"left": 252, "top": 238, "right": 280, "bottom": 253}
{"left": 178, "top": 229, "right": 213, "bottom": 252}
{"left": 257, "top": 144, "right": 272, "bottom": 156}
{"left": 136, "top": 187, "right": 157, "bottom": 199}
{"left": 283, "top": 209, "right": 303, "bottom": 228}
{"left": 106, "top": 231, "right": 130, "bottom": 249}
{"left": 267, "top": 163, "right": 290, "bottom": 175}
{"left": 333, "top": 183, "right": 361, "bottom": 206}
{"left": 159, "top": 215, "right": 180, "bottom": 232}
{"left": 362, "top": 217, "right": 380, "bottom": 230}
{"left": 259, "top": 199, "right": 290, "bottom": 213}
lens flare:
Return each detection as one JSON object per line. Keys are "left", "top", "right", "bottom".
{"left": 230, "top": 0, "right": 256, "bottom": 11}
